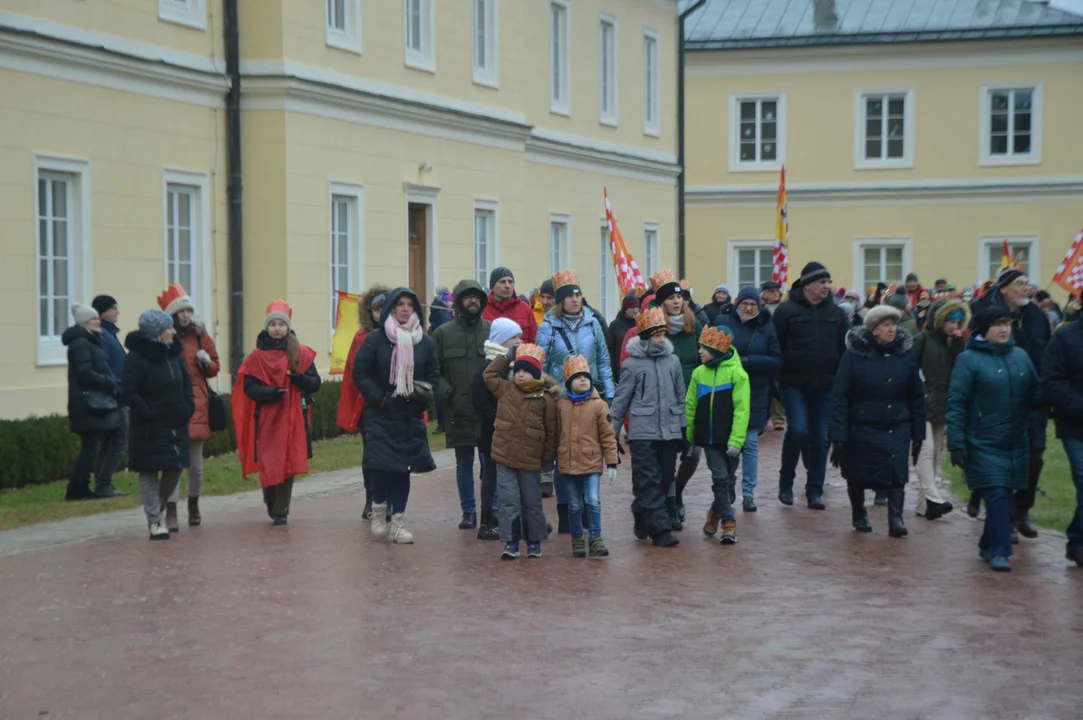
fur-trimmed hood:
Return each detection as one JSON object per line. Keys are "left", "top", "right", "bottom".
{"left": 845, "top": 325, "right": 913, "bottom": 358}
{"left": 358, "top": 284, "right": 392, "bottom": 332}
{"left": 626, "top": 335, "right": 675, "bottom": 359}
{"left": 931, "top": 297, "right": 971, "bottom": 332}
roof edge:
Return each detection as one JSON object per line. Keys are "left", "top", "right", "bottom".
{"left": 685, "top": 24, "right": 1083, "bottom": 51}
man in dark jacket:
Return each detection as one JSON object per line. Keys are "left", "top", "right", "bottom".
{"left": 91, "top": 294, "right": 129, "bottom": 497}
{"left": 432, "top": 280, "right": 491, "bottom": 529}
{"left": 771, "top": 261, "right": 848, "bottom": 509}
{"left": 702, "top": 284, "right": 732, "bottom": 325}
{"left": 1041, "top": 314, "right": 1083, "bottom": 566}
{"left": 606, "top": 293, "right": 639, "bottom": 382}
{"left": 970, "top": 268, "right": 1052, "bottom": 538}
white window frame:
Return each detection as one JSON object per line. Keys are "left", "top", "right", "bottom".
{"left": 158, "top": 0, "right": 207, "bottom": 31}
{"left": 599, "top": 13, "right": 619, "bottom": 127}
{"left": 851, "top": 237, "right": 913, "bottom": 293}
{"left": 163, "top": 169, "right": 212, "bottom": 329}
{"left": 550, "top": 0, "right": 571, "bottom": 116}
{"left": 725, "top": 239, "right": 775, "bottom": 292}
{"left": 35, "top": 155, "right": 92, "bottom": 367}
{"left": 979, "top": 83, "right": 1042, "bottom": 167}
{"left": 404, "top": 0, "right": 436, "bottom": 73}
{"left": 977, "top": 235, "right": 1039, "bottom": 285}
{"left": 326, "top": 0, "right": 362, "bottom": 55}
{"left": 643, "top": 222, "right": 660, "bottom": 277}
{"left": 472, "top": 0, "right": 499, "bottom": 88}
{"left": 729, "top": 93, "right": 786, "bottom": 173}
{"left": 854, "top": 88, "right": 915, "bottom": 170}
{"left": 642, "top": 29, "right": 660, "bottom": 137}
{"left": 328, "top": 182, "right": 365, "bottom": 339}
{"left": 474, "top": 199, "right": 499, "bottom": 290}
{"left": 550, "top": 213, "right": 571, "bottom": 275}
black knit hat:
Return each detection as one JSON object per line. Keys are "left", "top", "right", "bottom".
{"left": 996, "top": 268, "right": 1024, "bottom": 289}
{"left": 654, "top": 281, "right": 683, "bottom": 304}
{"left": 92, "top": 295, "right": 117, "bottom": 314}
{"left": 796, "top": 262, "right": 830, "bottom": 287}
{"left": 539, "top": 278, "right": 554, "bottom": 296}
{"left": 489, "top": 266, "right": 514, "bottom": 288}
{"left": 974, "top": 306, "right": 1013, "bottom": 336}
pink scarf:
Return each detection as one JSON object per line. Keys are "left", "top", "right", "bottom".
{"left": 384, "top": 312, "right": 424, "bottom": 397}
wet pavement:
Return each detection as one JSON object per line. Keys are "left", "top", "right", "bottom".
{"left": 1, "top": 431, "right": 1081, "bottom": 719}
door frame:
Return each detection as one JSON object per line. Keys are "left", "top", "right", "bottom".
{"left": 404, "top": 183, "right": 441, "bottom": 303}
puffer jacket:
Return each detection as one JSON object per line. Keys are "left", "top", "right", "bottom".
{"left": 482, "top": 353, "right": 559, "bottom": 471}
{"left": 471, "top": 340, "right": 507, "bottom": 455}
{"left": 947, "top": 334, "right": 1042, "bottom": 490}
{"left": 536, "top": 308, "right": 615, "bottom": 400}
{"left": 605, "top": 309, "right": 637, "bottom": 382}
{"left": 556, "top": 389, "right": 619, "bottom": 475}
{"left": 685, "top": 350, "right": 750, "bottom": 449}
{"left": 431, "top": 280, "right": 490, "bottom": 448}
{"left": 120, "top": 332, "right": 194, "bottom": 472}
{"left": 176, "top": 322, "right": 220, "bottom": 440}
{"left": 610, "top": 336, "right": 686, "bottom": 442}
{"left": 913, "top": 298, "right": 970, "bottom": 424}
{"left": 716, "top": 310, "right": 782, "bottom": 430}
{"left": 1042, "top": 319, "right": 1083, "bottom": 441}
{"left": 483, "top": 294, "right": 537, "bottom": 343}
{"left": 772, "top": 283, "right": 848, "bottom": 392}
{"left": 62, "top": 325, "right": 121, "bottom": 434}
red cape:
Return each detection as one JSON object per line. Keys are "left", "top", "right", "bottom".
{"left": 335, "top": 329, "right": 369, "bottom": 433}
{"left": 232, "top": 343, "right": 318, "bottom": 488}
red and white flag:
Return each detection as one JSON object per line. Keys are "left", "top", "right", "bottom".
{"left": 1052, "top": 229, "right": 1083, "bottom": 295}
{"left": 604, "top": 188, "right": 648, "bottom": 295}
{"left": 772, "top": 166, "right": 789, "bottom": 290}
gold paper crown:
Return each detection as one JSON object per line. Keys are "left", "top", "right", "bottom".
{"left": 699, "top": 325, "right": 734, "bottom": 354}
{"left": 515, "top": 343, "right": 546, "bottom": 364}
{"left": 636, "top": 306, "right": 666, "bottom": 335}
{"left": 651, "top": 268, "right": 676, "bottom": 291}
{"left": 563, "top": 355, "right": 591, "bottom": 379}
{"left": 679, "top": 279, "right": 692, "bottom": 292}
{"left": 552, "top": 269, "right": 580, "bottom": 291}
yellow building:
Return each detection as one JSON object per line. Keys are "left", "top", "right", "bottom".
{"left": 682, "top": 0, "right": 1083, "bottom": 301}
{"left": 0, "top": 0, "right": 681, "bottom": 419}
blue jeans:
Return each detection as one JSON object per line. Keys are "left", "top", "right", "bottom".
{"left": 737, "top": 428, "right": 759, "bottom": 498}
{"left": 565, "top": 473, "right": 602, "bottom": 538}
{"left": 554, "top": 464, "right": 570, "bottom": 505}
{"left": 780, "top": 387, "right": 832, "bottom": 499}
{"left": 455, "top": 445, "right": 479, "bottom": 513}
{"left": 1062, "top": 438, "right": 1083, "bottom": 552}
{"left": 979, "top": 487, "right": 1013, "bottom": 560}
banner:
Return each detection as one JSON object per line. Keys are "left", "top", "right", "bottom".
{"left": 772, "top": 166, "right": 789, "bottom": 290}
{"left": 329, "top": 291, "right": 361, "bottom": 375}
{"left": 1052, "top": 229, "right": 1083, "bottom": 296}
{"left": 604, "top": 188, "right": 648, "bottom": 295}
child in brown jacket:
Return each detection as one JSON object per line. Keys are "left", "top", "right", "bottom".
{"left": 557, "top": 355, "right": 619, "bottom": 558}
{"left": 483, "top": 343, "right": 559, "bottom": 560}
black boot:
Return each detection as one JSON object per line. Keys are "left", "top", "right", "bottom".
{"left": 887, "top": 490, "right": 908, "bottom": 538}
{"left": 967, "top": 490, "right": 982, "bottom": 518}
{"left": 1017, "top": 511, "right": 1039, "bottom": 539}
{"left": 651, "top": 530, "right": 679, "bottom": 547}
{"left": 557, "top": 504, "right": 570, "bottom": 534}
{"left": 632, "top": 509, "right": 648, "bottom": 540}
{"left": 848, "top": 483, "right": 871, "bottom": 532}
{"left": 476, "top": 509, "right": 500, "bottom": 541}
{"left": 666, "top": 497, "right": 683, "bottom": 531}
{"left": 362, "top": 488, "right": 373, "bottom": 520}
{"left": 874, "top": 490, "right": 888, "bottom": 506}
{"left": 458, "top": 511, "right": 477, "bottom": 530}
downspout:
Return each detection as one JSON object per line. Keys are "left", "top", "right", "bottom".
{"left": 224, "top": 0, "right": 244, "bottom": 375}
{"left": 677, "top": 0, "right": 706, "bottom": 280}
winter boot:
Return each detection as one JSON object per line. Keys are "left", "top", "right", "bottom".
{"left": 742, "top": 496, "right": 757, "bottom": 512}
{"left": 924, "top": 500, "right": 953, "bottom": 521}
{"left": 874, "top": 491, "right": 888, "bottom": 507}
{"left": 476, "top": 509, "right": 499, "bottom": 541}
{"left": 632, "top": 510, "right": 648, "bottom": 540}
{"left": 165, "top": 502, "right": 180, "bottom": 533}
{"left": 571, "top": 536, "right": 587, "bottom": 558}
{"left": 887, "top": 490, "right": 908, "bottom": 538}
{"left": 187, "top": 497, "right": 202, "bottom": 527}
{"left": 967, "top": 490, "right": 982, "bottom": 518}
{"left": 720, "top": 520, "right": 737, "bottom": 545}
{"left": 389, "top": 513, "right": 414, "bottom": 544}
{"left": 703, "top": 509, "right": 720, "bottom": 537}
{"left": 666, "top": 497, "right": 683, "bottom": 531}
{"left": 588, "top": 536, "right": 609, "bottom": 558}
{"left": 149, "top": 522, "right": 170, "bottom": 540}
{"left": 1017, "top": 511, "right": 1039, "bottom": 539}
{"left": 848, "top": 483, "right": 871, "bottom": 532}
{"left": 458, "top": 512, "right": 477, "bottom": 530}
{"left": 557, "top": 504, "right": 570, "bottom": 534}
{"left": 651, "top": 530, "right": 679, "bottom": 547}
{"left": 370, "top": 503, "right": 389, "bottom": 539}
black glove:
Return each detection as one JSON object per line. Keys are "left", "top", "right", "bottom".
{"left": 830, "top": 442, "right": 845, "bottom": 469}
{"left": 680, "top": 437, "right": 692, "bottom": 459}
{"left": 911, "top": 441, "right": 922, "bottom": 466}
{"left": 504, "top": 347, "right": 517, "bottom": 362}
{"left": 950, "top": 449, "right": 967, "bottom": 468}
{"left": 409, "top": 381, "right": 434, "bottom": 406}
{"left": 616, "top": 440, "right": 625, "bottom": 457}
{"left": 288, "top": 371, "right": 304, "bottom": 388}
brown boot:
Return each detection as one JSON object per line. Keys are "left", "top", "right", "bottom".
{"left": 703, "top": 509, "right": 720, "bottom": 537}
{"left": 720, "top": 520, "right": 737, "bottom": 545}
{"left": 187, "top": 497, "right": 202, "bottom": 526}
{"left": 165, "top": 502, "right": 179, "bottom": 533}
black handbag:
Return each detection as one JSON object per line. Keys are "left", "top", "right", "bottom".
{"left": 83, "top": 389, "right": 117, "bottom": 413}
{"left": 202, "top": 374, "right": 227, "bottom": 432}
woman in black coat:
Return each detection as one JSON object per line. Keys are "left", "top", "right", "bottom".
{"left": 119, "top": 309, "right": 194, "bottom": 540}
{"left": 63, "top": 303, "right": 121, "bottom": 501}
{"left": 829, "top": 306, "right": 926, "bottom": 537}
{"left": 353, "top": 287, "right": 440, "bottom": 544}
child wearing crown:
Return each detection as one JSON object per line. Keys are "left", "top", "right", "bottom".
{"left": 687, "top": 325, "right": 750, "bottom": 545}
{"left": 483, "top": 342, "right": 560, "bottom": 559}
{"left": 231, "top": 300, "right": 321, "bottom": 525}
{"left": 609, "top": 306, "right": 686, "bottom": 547}
{"left": 556, "top": 354, "right": 619, "bottom": 558}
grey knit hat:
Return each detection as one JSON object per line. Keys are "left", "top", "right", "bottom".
{"left": 139, "top": 308, "right": 174, "bottom": 339}
{"left": 489, "top": 266, "right": 514, "bottom": 288}
{"left": 70, "top": 302, "right": 98, "bottom": 328}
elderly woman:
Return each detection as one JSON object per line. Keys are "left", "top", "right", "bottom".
{"left": 715, "top": 286, "right": 782, "bottom": 511}
{"left": 536, "top": 269, "right": 614, "bottom": 534}
{"left": 829, "top": 306, "right": 926, "bottom": 537}
{"left": 948, "top": 307, "right": 1042, "bottom": 572}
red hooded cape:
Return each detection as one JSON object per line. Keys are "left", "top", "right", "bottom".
{"left": 335, "top": 329, "right": 369, "bottom": 433}
{"left": 232, "top": 343, "right": 318, "bottom": 488}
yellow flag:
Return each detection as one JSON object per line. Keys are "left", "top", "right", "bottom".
{"left": 330, "top": 291, "right": 360, "bottom": 375}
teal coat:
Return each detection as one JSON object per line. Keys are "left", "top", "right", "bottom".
{"left": 946, "top": 335, "right": 1042, "bottom": 490}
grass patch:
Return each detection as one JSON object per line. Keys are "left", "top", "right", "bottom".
{"left": 944, "top": 429, "right": 1077, "bottom": 531}
{"left": 0, "top": 425, "right": 447, "bottom": 532}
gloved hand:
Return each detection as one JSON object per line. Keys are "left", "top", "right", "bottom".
{"left": 607, "top": 466, "right": 617, "bottom": 485}
{"left": 726, "top": 445, "right": 741, "bottom": 458}
{"left": 911, "top": 441, "right": 922, "bottom": 466}
{"left": 616, "top": 440, "right": 625, "bottom": 457}
{"left": 288, "top": 371, "right": 304, "bottom": 388}
{"left": 504, "top": 347, "right": 517, "bottom": 362}
{"left": 680, "top": 437, "right": 692, "bottom": 459}
{"left": 830, "top": 442, "right": 845, "bottom": 469}
{"left": 196, "top": 349, "right": 211, "bottom": 366}
{"left": 950, "top": 449, "right": 967, "bottom": 468}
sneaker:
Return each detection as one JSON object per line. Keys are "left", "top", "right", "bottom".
{"left": 501, "top": 542, "right": 520, "bottom": 560}
{"left": 703, "top": 509, "right": 720, "bottom": 537}
{"left": 571, "top": 536, "right": 587, "bottom": 558}
{"left": 720, "top": 520, "right": 737, "bottom": 545}
{"left": 149, "top": 522, "right": 170, "bottom": 540}
{"left": 988, "top": 556, "right": 1012, "bottom": 572}
{"left": 588, "top": 536, "right": 610, "bottom": 558}
{"left": 527, "top": 541, "right": 542, "bottom": 558}
{"left": 476, "top": 525, "right": 500, "bottom": 541}
{"left": 773, "top": 419, "right": 785, "bottom": 431}
{"left": 742, "top": 496, "right": 757, "bottom": 512}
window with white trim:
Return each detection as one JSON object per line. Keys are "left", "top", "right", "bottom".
{"left": 731, "top": 95, "right": 785, "bottom": 170}
{"left": 165, "top": 185, "right": 200, "bottom": 304}
{"left": 599, "top": 222, "right": 612, "bottom": 317}
{"left": 599, "top": 15, "right": 618, "bottom": 125}
{"left": 405, "top": 0, "right": 435, "bottom": 72}
{"left": 329, "top": 183, "right": 365, "bottom": 332}
{"left": 735, "top": 246, "right": 774, "bottom": 290}
{"left": 550, "top": 1, "right": 570, "bottom": 114}
{"left": 550, "top": 215, "right": 569, "bottom": 274}
{"left": 474, "top": 201, "right": 498, "bottom": 290}
{"left": 326, "top": 0, "right": 362, "bottom": 54}
{"left": 158, "top": 0, "right": 207, "bottom": 31}
{"left": 857, "top": 242, "right": 909, "bottom": 290}
{"left": 981, "top": 237, "right": 1035, "bottom": 283}
{"left": 643, "top": 224, "right": 659, "bottom": 276}
{"left": 643, "top": 30, "right": 659, "bottom": 136}
{"left": 856, "top": 90, "right": 914, "bottom": 168}
{"left": 981, "top": 86, "right": 1041, "bottom": 166}
{"left": 473, "top": 0, "right": 498, "bottom": 87}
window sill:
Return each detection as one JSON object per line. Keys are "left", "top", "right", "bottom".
{"left": 472, "top": 72, "right": 499, "bottom": 90}
{"left": 158, "top": 3, "right": 207, "bottom": 31}
{"left": 643, "top": 126, "right": 660, "bottom": 138}
{"left": 405, "top": 54, "right": 436, "bottom": 74}
{"left": 854, "top": 159, "right": 914, "bottom": 171}
{"left": 550, "top": 104, "right": 571, "bottom": 118}
{"left": 326, "top": 33, "right": 362, "bottom": 55}
{"left": 979, "top": 154, "right": 1041, "bottom": 168}
{"left": 599, "top": 116, "right": 618, "bottom": 128}
{"left": 728, "top": 161, "right": 784, "bottom": 173}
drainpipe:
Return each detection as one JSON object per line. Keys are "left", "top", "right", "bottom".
{"left": 677, "top": 0, "right": 706, "bottom": 280}
{"left": 224, "top": 0, "right": 244, "bottom": 375}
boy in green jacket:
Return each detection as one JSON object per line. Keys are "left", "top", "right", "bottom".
{"left": 686, "top": 325, "right": 750, "bottom": 544}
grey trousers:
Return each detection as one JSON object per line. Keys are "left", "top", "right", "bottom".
{"left": 169, "top": 439, "right": 206, "bottom": 503}
{"left": 139, "top": 469, "right": 183, "bottom": 526}
{"left": 496, "top": 463, "right": 547, "bottom": 543}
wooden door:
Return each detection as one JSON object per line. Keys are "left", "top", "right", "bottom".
{"left": 408, "top": 203, "right": 428, "bottom": 300}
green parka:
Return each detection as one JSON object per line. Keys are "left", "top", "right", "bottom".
{"left": 431, "top": 280, "right": 491, "bottom": 448}
{"left": 913, "top": 298, "right": 970, "bottom": 424}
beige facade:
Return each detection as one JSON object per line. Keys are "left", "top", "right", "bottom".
{"left": 0, "top": 0, "right": 680, "bottom": 420}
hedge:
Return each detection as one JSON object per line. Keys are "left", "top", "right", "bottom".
{"left": 0, "top": 380, "right": 349, "bottom": 491}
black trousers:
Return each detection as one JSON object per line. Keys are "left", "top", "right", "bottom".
{"left": 630, "top": 439, "right": 680, "bottom": 536}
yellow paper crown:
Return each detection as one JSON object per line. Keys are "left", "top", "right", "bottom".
{"left": 552, "top": 269, "right": 580, "bottom": 291}
{"left": 651, "top": 268, "right": 676, "bottom": 290}
{"left": 563, "top": 355, "right": 591, "bottom": 379}
{"left": 699, "top": 325, "right": 733, "bottom": 354}
{"left": 515, "top": 343, "right": 546, "bottom": 364}
{"left": 636, "top": 306, "right": 666, "bottom": 335}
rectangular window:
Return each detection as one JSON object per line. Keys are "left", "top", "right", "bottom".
{"left": 730, "top": 95, "right": 786, "bottom": 171}
{"left": 474, "top": 201, "right": 499, "bottom": 290}
{"left": 550, "top": 1, "right": 569, "bottom": 114}
{"left": 599, "top": 223, "right": 612, "bottom": 317}
{"left": 550, "top": 215, "right": 570, "bottom": 274}
{"left": 981, "top": 236, "right": 1036, "bottom": 284}
{"left": 599, "top": 15, "right": 618, "bottom": 125}
{"left": 856, "top": 89, "right": 914, "bottom": 168}
{"left": 644, "top": 224, "right": 659, "bottom": 276}
{"left": 855, "top": 241, "right": 911, "bottom": 291}
{"left": 736, "top": 247, "right": 774, "bottom": 290}
{"left": 643, "top": 31, "right": 659, "bottom": 136}
{"left": 405, "top": 0, "right": 435, "bottom": 72}
{"left": 329, "top": 183, "right": 365, "bottom": 335}
{"left": 158, "top": 0, "right": 206, "bottom": 31}
{"left": 166, "top": 185, "right": 198, "bottom": 302}
{"left": 981, "top": 86, "right": 1041, "bottom": 166}
{"left": 326, "top": 0, "right": 362, "bottom": 54}
{"left": 473, "top": 0, "right": 498, "bottom": 87}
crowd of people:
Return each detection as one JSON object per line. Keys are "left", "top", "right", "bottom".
{"left": 60, "top": 260, "right": 1083, "bottom": 572}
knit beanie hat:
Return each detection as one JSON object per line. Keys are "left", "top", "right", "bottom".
{"left": 91, "top": 295, "right": 117, "bottom": 315}
{"left": 864, "top": 305, "right": 901, "bottom": 330}
{"left": 975, "top": 306, "right": 1013, "bottom": 336}
{"left": 736, "top": 286, "right": 760, "bottom": 305}
{"left": 906, "top": 272, "right": 919, "bottom": 283}
{"left": 512, "top": 343, "right": 545, "bottom": 380}
{"left": 138, "top": 308, "right": 174, "bottom": 338}
{"left": 654, "top": 281, "right": 683, "bottom": 305}
{"left": 796, "top": 261, "right": 830, "bottom": 287}
{"left": 714, "top": 283, "right": 729, "bottom": 296}
{"left": 539, "top": 278, "right": 555, "bottom": 296}
{"left": 552, "top": 269, "right": 581, "bottom": 304}
{"left": 489, "top": 266, "right": 514, "bottom": 289}
{"left": 488, "top": 317, "right": 522, "bottom": 346}
{"left": 886, "top": 293, "right": 908, "bottom": 311}
{"left": 996, "top": 267, "right": 1024, "bottom": 289}
{"left": 621, "top": 293, "right": 639, "bottom": 310}
{"left": 71, "top": 302, "right": 98, "bottom": 328}
{"left": 264, "top": 299, "right": 292, "bottom": 330}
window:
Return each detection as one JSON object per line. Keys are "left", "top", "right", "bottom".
{"left": 164, "top": 170, "right": 211, "bottom": 325}
{"left": 730, "top": 244, "right": 774, "bottom": 291}
{"left": 979, "top": 236, "right": 1037, "bottom": 284}
{"left": 599, "top": 222, "right": 612, "bottom": 317}
{"left": 550, "top": 1, "right": 570, "bottom": 115}
{"left": 550, "top": 214, "right": 570, "bottom": 274}
{"left": 981, "top": 85, "right": 1042, "bottom": 166}
{"left": 405, "top": 0, "right": 435, "bottom": 72}
{"left": 158, "top": 0, "right": 207, "bottom": 31}
{"left": 730, "top": 95, "right": 785, "bottom": 171}
{"left": 642, "top": 30, "right": 659, "bottom": 136}
{"left": 473, "top": 0, "right": 498, "bottom": 87}
{"left": 855, "top": 89, "right": 914, "bottom": 169}
{"left": 643, "top": 224, "right": 660, "bottom": 276}
{"left": 599, "top": 15, "right": 618, "bottom": 126}
{"left": 329, "top": 183, "right": 365, "bottom": 333}
{"left": 326, "top": 0, "right": 362, "bottom": 54}
{"left": 35, "top": 155, "right": 90, "bottom": 366}
{"left": 852, "top": 239, "right": 912, "bottom": 292}
{"left": 474, "top": 200, "right": 499, "bottom": 289}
